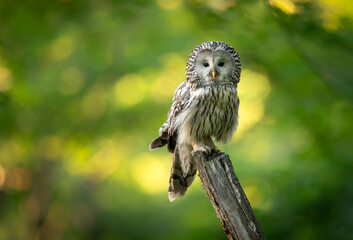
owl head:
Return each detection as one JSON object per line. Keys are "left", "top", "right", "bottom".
{"left": 186, "top": 41, "right": 241, "bottom": 85}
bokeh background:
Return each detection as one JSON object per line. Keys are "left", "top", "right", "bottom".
{"left": 1, "top": 0, "right": 353, "bottom": 239}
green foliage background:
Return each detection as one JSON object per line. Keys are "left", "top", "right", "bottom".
{"left": 0, "top": 0, "right": 353, "bottom": 239}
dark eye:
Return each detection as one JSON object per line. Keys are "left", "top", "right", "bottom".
{"left": 203, "top": 62, "right": 209, "bottom": 67}
{"left": 218, "top": 62, "right": 224, "bottom": 67}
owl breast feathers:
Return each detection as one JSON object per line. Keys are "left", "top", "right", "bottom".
{"left": 149, "top": 41, "right": 241, "bottom": 202}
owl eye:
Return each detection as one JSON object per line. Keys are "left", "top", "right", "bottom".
{"left": 203, "top": 62, "right": 209, "bottom": 67}
{"left": 218, "top": 62, "right": 224, "bottom": 67}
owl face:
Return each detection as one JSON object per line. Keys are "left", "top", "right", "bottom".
{"left": 186, "top": 41, "right": 241, "bottom": 85}
{"left": 194, "top": 50, "right": 234, "bottom": 83}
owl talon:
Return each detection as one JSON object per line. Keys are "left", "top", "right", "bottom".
{"left": 211, "top": 148, "right": 221, "bottom": 154}
{"left": 191, "top": 144, "right": 211, "bottom": 156}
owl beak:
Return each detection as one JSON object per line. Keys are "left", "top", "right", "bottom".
{"left": 212, "top": 70, "right": 216, "bottom": 79}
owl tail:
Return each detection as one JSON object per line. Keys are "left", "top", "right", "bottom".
{"left": 168, "top": 144, "right": 197, "bottom": 202}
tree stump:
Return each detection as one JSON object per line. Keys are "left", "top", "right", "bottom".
{"left": 194, "top": 151, "right": 265, "bottom": 240}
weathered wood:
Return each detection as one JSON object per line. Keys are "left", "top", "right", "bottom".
{"left": 194, "top": 151, "right": 265, "bottom": 240}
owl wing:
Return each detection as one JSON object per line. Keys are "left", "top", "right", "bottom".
{"left": 149, "top": 81, "right": 190, "bottom": 153}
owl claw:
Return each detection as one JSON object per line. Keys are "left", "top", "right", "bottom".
{"left": 211, "top": 148, "right": 221, "bottom": 154}
{"left": 192, "top": 144, "right": 211, "bottom": 156}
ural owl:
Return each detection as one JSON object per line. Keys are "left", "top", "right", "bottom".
{"left": 149, "top": 41, "right": 241, "bottom": 202}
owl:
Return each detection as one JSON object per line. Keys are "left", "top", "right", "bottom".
{"left": 149, "top": 41, "right": 241, "bottom": 202}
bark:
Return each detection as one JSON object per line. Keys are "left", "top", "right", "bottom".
{"left": 194, "top": 151, "right": 265, "bottom": 240}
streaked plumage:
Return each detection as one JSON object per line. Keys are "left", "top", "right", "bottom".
{"left": 150, "top": 41, "right": 241, "bottom": 202}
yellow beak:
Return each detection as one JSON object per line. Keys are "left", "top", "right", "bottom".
{"left": 212, "top": 70, "right": 216, "bottom": 78}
